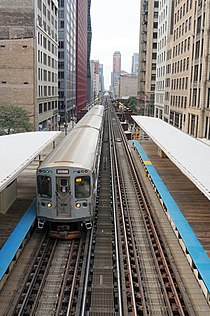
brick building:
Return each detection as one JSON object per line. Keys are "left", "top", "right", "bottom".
{"left": 0, "top": 0, "right": 59, "bottom": 131}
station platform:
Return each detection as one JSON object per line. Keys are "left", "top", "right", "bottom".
{"left": 133, "top": 139, "right": 210, "bottom": 301}
{"left": 0, "top": 201, "right": 36, "bottom": 288}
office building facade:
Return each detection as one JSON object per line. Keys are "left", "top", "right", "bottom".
{"left": 58, "top": 0, "right": 76, "bottom": 123}
{"left": 154, "top": 0, "right": 172, "bottom": 121}
{"left": 0, "top": 0, "right": 59, "bottom": 131}
{"left": 138, "top": 0, "right": 159, "bottom": 116}
{"left": 76, "top": 0, "right": 88, "bottom": 114}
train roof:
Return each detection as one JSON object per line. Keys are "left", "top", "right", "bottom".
{"left": 84, "top": 105, "right": 104, "bottom": 117}
{"left": 75, "top": 114, "right": 103, "bottom": 130}
{"left": 40, "top": 126, "right": 101, "bottom": 170}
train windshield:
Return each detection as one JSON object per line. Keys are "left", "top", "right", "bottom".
{"left": 37, "top": 175, "right": 52, "bottom": 198}
{"left": 75, "top": 176, "right": 90, "bottom": 198}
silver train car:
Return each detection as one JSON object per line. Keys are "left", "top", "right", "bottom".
{"left": 36, "top": 105, "right": 104, "bottom": 238}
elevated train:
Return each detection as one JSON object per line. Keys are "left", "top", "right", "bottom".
{"left": 36, "top": 105, "right": 104, "bottom": 238}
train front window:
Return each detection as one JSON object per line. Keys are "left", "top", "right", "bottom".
{"left": 37, "top": 175, "right": 52, "bottom": 198}
{"left": 59, "top": 177, "right": 69, "bottom": 194}
{"left": 75, "top": 176, "right": 90, "bottom": 198}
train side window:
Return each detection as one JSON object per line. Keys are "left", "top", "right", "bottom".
{"left": 37, "top": 175, "right": 52, "bottom": 198}
{"left": 75, "top": 176, "right": 90, "bottom": 198}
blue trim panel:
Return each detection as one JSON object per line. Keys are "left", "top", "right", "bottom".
{"left": 0, "top": 200, "right": 36, "bottom": 281}
{"left": 133, "top": 140, "right": 210, "bottom": 291}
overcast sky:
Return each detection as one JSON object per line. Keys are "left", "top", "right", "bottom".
{"left": 90, "top": 0, "right": 140, "bottom": 90}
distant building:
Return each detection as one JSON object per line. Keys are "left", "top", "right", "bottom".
{"left": 0, "top": 0, "right": 59, "bottom": 131}
{"left": 99, "top": 63, "right": 105, "bottom": 93}
{"left": 90, "top": 60, "right": 100, "bottom": 99}
{"left": 113, "top": 50, "right": 121, "bottom": 73}
{"left": 118, "top": 74, "right": 138, "bottom": 98}
{"left": 131, "top": 53, "right": 139, "bottom": 75}
{"left": 90, "top": 60, "right": 104, "bottom": 99}
{"left": 111, "top": 51, "right": 121, "bottom": 98}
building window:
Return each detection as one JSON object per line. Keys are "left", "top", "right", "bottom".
{"left": 194, "top": 65, "right": 199, "bottom": 81}
{"left": 39, "top": 103, "right": 43, "bottom": 114}
{"left": 207, "top": 88, "right": 210, "bottom": 108}
{"left": 154, "top": 1, "right": 159, "bottom": 8}
{"left": 152, "top": 53, "right": 157, "bottom": 60}
{"left": 192, "top": 89, "right": 197, "bottom": 107}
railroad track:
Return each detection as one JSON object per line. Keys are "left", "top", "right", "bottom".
{"left": 111, "top": 107, "right": 194, "bottom": 315}
{"left": 7, "top": 233, "right": 87, "bottom": 315}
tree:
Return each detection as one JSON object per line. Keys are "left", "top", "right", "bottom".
{"left": 0, "top": 105, "right": 33, "bottom": 135}
{"left": 124, "top": 97, "right": 137, "bottom": 113}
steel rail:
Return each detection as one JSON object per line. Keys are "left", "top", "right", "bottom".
{"left": 108, "top": 108, "right": 124, "bottom": 316}
{"left": 110, "top": 108, "right": 137, "bottom": 315}
{"left": 55, "top": 240, "right": 76, "bottom": 315}
{"left": 80, "top": 230, "right": 93, "bottom": 315}
{"left": 17, "top": 238, "right": 57, "bottom": 316}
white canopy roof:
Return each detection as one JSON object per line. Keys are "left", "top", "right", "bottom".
{"left": 0, "top": 131, "right": 61, "bottom": 192}
{"left": 132, "top": 116, "right": 210, "bottom": 201}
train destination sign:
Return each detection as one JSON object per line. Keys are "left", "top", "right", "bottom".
{"left": 56, "top": 169, "right": 69, "bottom": 174}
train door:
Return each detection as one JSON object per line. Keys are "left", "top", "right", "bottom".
{"left": 56, "top": 176, "right": 71, "bottom": 217}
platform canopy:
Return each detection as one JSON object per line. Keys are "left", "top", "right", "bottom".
{"left": 132, "top": 116, "right": 210, "bottom": 201}
{"left": 0, "top": 131, "right": 61, "bottom": 192}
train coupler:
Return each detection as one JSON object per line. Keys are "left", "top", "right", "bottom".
{"left": 38, "top": 219, "right": 45, "bottom": 229}
{"left": 85, "top": 222, "right": 92, "bottom": 230}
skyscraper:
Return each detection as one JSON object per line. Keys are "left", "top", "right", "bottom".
{"left": 76, "top": 0, "right": 88, "bottom": 115}
{"left": 58, "top": 0, "right": 76, "bottom": 123}
{"left": 138, "top": 0, "right": 159, "bottom": 115}
{"left": 113, "top": 51, "right": 121, "bottom": 73}
{"left": 99, "top": 63, "right": 104, "bottom": 93}
{"left": 131, "top": 52, "right": 139, "bottom": 75}
{"left": 111, "top": 51, "right": 121, "bottom": 98}
{"left": 87, "top": 0, "right": 92, "bottom": 105}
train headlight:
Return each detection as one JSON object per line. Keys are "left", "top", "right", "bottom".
{"left": 47, "top": 202, "right": 52, "bottom": 208}
{"left": 75, "top": 203, "right": 81, "bottom": 208}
